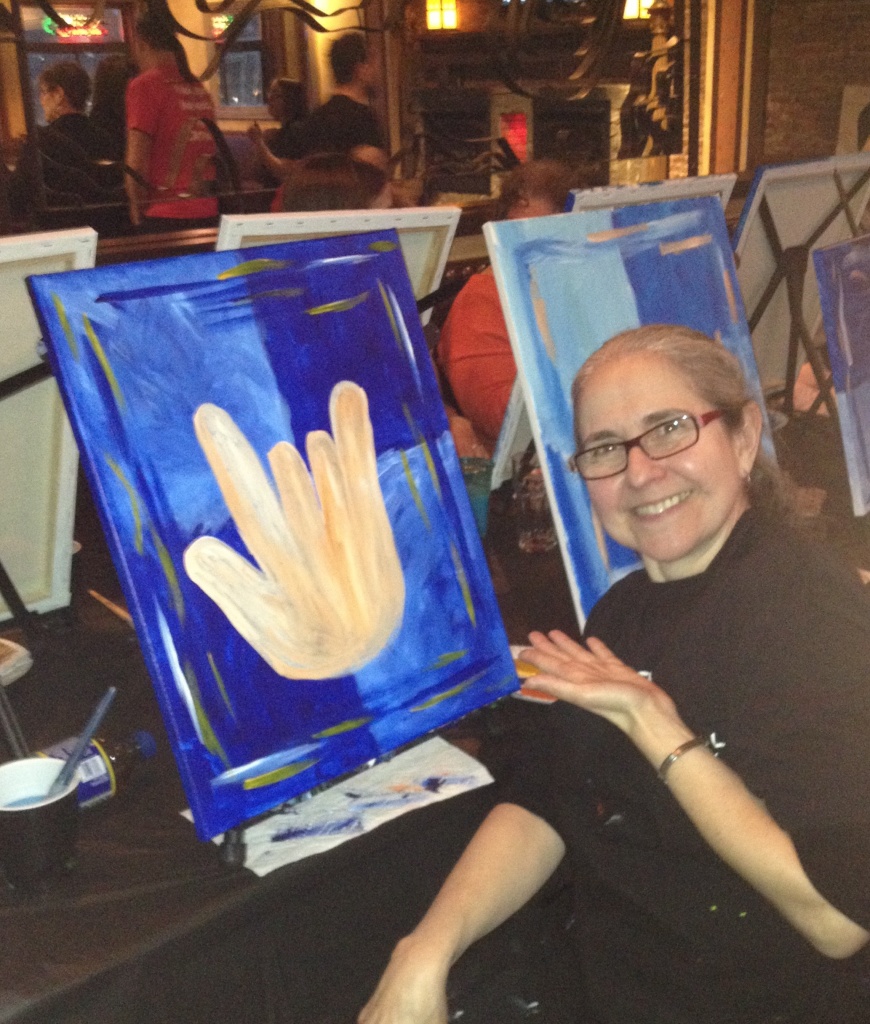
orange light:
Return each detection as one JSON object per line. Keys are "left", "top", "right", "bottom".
{"left": 427, "top": 0, "right": 457, "bottom": 30}
{"left": 623, "top": 0, "right": 655, "bottom": 18}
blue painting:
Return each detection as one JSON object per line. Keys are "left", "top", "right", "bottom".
{"left": 814, "top": 236, "right": 870, "bottom": 516}
{"left": 27, "top": 232, "right": 515, "bottom": 840}
{"left": 484, "top": 195, "right": 770, "bottom": 627}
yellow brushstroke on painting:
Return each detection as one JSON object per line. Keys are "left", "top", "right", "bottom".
{"left": 207, "top": 651, "right": 236, "bottom": 719}
{"left": 377, "top": 279, "right": 404, "bottom": 352}
{"left": 400, "top": 449, "right": 430, "bottom": 528}
{"left": 369, "top": 241, "right": 398, "bottom": 252}
{"left": 305, "top": 292, "right": 368, "bottom": 316}
{"left": 449, "top": 543, "right": 476, "bottom": 627}
{"left": 313, "top": 716, "right": 372, "bottom": 738}
{"left": 243, "top": 759, "right": 316, "bottom": 789}
{"left": 83, "top": 314, "right": 125, "bottom": 409}
{"left": 184, "top": 381, "right": 406, "bottom": 680}
{"left": 105, "top": 455, "right": 144, "bottom": 554}
{"left": 217, "top": 259, "right": 291, "bottom": 280}
{"left": 530, "top": 270, "right": 557, "bottom": 363}
{"left": 403, "top": 405, "right": 442, "bottom": 501}
{"left": 232, "top": 287, "right": 304, "bottom": 305}
{"left": 659, "top": 234, "right": 712, "bottom": 256}
{"left": 410, "top": 669, "right": 486, "bottom": 711}
{"left": 586, "top": 223, "right": 648, "bottom": 243}
{"left": 149, "top": 524, "right": 185, "bottom": 623}
{"left": 722, "top": 268, "right": 739, "bottom": 324}
{"left": 426, "top": 650, "right": 467, "bottom": 670}
{"left": 591, "top": 508, "right": 610, "bottom": 573}
{"left": 51, "top": 293, "right": 78, "bottom": 359}
{"left": 184, "top": 661, "right": 231, "bottom": 767}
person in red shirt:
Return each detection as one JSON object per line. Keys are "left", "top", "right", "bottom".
{"left": 436, "top": 160, "right": 580, "bottom": 455}
{"left": 125, "top": 12, "right": 218, "bottom": 232}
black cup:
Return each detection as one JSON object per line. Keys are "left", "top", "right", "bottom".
{"left": 0, "top": 757, "right": 79, "bottom": 892}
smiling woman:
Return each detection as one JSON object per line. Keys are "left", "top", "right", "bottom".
{"left": 360, "top": 324, "right": 870, "bottom": 1024}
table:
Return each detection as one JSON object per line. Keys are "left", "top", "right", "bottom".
{"left": 0, "top": 486, "right": 580, "bottom": 1024}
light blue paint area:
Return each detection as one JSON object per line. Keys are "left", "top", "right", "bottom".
{"left": 29, "top": 231, "right": 516, "bottom": 841}
{"left": 210, "top": 742, "right": 322, "bottom": 788}
{"left": 487, "top": 197, "right": 770, "bottom": 625}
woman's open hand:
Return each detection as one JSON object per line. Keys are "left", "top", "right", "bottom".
{"left": 519, "top": 631, "right": 678, "bottom": 737}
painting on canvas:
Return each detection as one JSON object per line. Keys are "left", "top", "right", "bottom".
{"left": 732, "top": 154, "right": 870, "bottom": 400}
{"left": 814, "top": 235, "right": 870, "bottom": 516}
{"left": 28, "top": 231, "right": 515, "bottom": 840}
{"left": 485, "top": 195, "right": 768, "bottom": 628}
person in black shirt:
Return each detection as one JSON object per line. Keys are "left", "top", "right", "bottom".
{"left": 297, "top": 32, "right": 385, "bottom": 160}
{"left": 8, "top": 61, "right": 124, "bottom": 232}
{"left": 360, "top": 325, "right": 870, "bottom": 1024}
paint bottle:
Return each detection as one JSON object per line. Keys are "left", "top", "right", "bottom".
{"left": 38, "top": 730, "right": 157, "bottom": 808}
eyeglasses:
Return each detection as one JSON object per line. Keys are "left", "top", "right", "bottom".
{"left": 568, "top": 410, "right": 724, "bottom": 480}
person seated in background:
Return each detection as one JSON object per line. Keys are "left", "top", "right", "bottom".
{"left": 247, "top": 77, "right": 308, "bottom": 183}
{"left": 8, "top": 61, "right": 123, "bottom": 229}
{"left": 89, "top": 54, "right": 138, "bottom": 163}
{"left": 296, "top": 33, "right": 386, "bottom": 162}
{"left": 279, "top": 151, "right": 392, "bottom": 213}
{"left": 435, "top": 159, "right": 579, "bottom": 456}
{"left": 361, "top": 324, "right": 870, "bottom": 1024}
{"left": 124, "top": 12, "right": 218, "bottom": 232}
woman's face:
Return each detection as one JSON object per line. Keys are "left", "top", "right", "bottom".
{"left": 576, "top": 351, "right": 761, "bottom": 582}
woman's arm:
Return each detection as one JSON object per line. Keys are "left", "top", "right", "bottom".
{"left": 521, "top": 630, "right": 870, "bottom": 960}
{"left": 358, "top": 802, "right": 566, "bottom": 1024}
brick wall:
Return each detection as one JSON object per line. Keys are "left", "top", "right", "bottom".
{"left": 763, "top": 0, "right": 870, "bottom": 163}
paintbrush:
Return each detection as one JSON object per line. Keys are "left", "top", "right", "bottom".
{"left": 46, "top": 686, "right": 117, "bottom": 799}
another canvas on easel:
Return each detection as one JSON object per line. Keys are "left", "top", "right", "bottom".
{"left": 485, "top": 196, "right": 769, "bottom": 628}
{"left": 732, "top": 154, "right": 870, "bottom": 411}
{"left": 28, "top": 232, "right": 515, "bottom": 841}
{"left": 491, "top": 173, "right": 738, "bottom": 491}
{"left": 216, "top": 207, "right": 461, "bottom": 325}
{"left": 0, "top": 228, "right": 96, "bottom": 622}
{"left": 814, "top": 234, "right": 870, "bottom": 516}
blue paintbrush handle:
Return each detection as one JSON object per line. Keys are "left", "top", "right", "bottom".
{"left": 47, "top": 686, "right": 117, "bottom": 798}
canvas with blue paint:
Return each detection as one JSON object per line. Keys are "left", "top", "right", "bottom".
{"left": 27, "top": 232, "right": 515, "bottom": 840}
{"left": 814, "top": 237, "right": 870, "bottom": 516}
{"left": 484, "top": 195, "right": 769, "bottom": 627}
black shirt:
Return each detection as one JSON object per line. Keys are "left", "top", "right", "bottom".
{"left": 296, "top": 95, "right": 383, "bottom": 157}
{"left": 506, "top": 510, "right": 870, "bottom": 1023}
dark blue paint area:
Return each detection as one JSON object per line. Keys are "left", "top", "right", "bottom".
{"left": 28, "top": 230, "right": 514, "bottom": 841}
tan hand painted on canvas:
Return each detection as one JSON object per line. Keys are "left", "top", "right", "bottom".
{"left": 184, "top": 381, "right": 406, "bottom": 680}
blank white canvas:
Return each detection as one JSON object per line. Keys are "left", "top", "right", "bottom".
{"left": 0, "top": 228, "right": 96, "bottom": 621}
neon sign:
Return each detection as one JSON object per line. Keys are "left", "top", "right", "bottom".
{"left": 42, "top": 13, "right": 109, "bottom": 40}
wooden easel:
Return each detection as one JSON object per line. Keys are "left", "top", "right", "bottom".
{"left": 746, "top": 167, "right": 870, "bottom": 419}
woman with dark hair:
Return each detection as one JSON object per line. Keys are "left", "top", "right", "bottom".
{"left": 124, "top": 12, "right": 218, "bottom": 231}
{"left": 90, "top": 54, "right": 137, "bottom": 162}
{"left": 361, "top": 325, "right": 870, "bottom": 1024}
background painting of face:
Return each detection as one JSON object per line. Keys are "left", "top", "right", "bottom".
{"left": 485, "top": 195, "right": 771, "bottom": 628}
{"left": 28, "top": 233, "right": 515, "bottom": 840}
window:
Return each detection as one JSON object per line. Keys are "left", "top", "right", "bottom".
{"left": 212, "top": 12, "right": 267, "bottom": 110}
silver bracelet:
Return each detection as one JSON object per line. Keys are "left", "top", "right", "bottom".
{"left": 657, "top": 735, "right": 711, "bottom": 783}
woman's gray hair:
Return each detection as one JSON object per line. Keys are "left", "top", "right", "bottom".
{"left": 571, "top": 324, "right": 794, "bottom": 521}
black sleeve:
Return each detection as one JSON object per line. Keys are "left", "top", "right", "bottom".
{"left": 727, "top": 542, "right": 870, "bottom": 929}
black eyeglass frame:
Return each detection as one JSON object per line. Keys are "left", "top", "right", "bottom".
{"left": 567, "top": 409, "right": 725, "bottom": 480}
